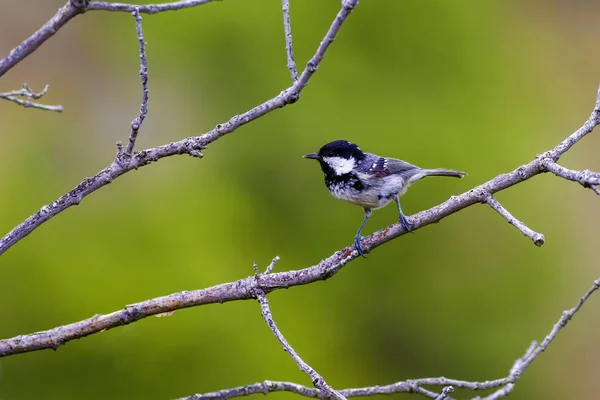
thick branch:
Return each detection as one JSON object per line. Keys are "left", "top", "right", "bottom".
{"left": 0, "top": 0, "right": 359, "bottom": 256}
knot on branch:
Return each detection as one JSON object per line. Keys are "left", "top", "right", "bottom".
{"left": 70, "top": 0, "right": 89, "bottom": 10}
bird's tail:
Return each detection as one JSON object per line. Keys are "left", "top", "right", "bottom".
{"left": 421, "top": 168, "right": 467, "bottom": 178}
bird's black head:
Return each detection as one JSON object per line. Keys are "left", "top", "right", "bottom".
{"left": 307, "top": 140, "right": 365, "bottom": 160}
{"left": 304, "top": 140, "right": 366, "bottom": 179}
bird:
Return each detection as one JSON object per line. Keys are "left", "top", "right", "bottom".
{"left": 304, "top": 140, "right": 466, "bottom": 257}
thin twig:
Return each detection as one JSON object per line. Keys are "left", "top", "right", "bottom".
{"left": 124, "top": 8, "right": 149, "bottom": 157}
{"left": 0, "top": 0, "right": 359, "bottom": 256}
{"left": 482, "top": 192, "right": 545, "bottom": 246}
{"left": 0, "top": 84, "right": 63, "bottom": 112}
{"left": 518, "top": 278, "right": 600, "bottom": 372}
{"left": 253, "top": 287, "right": 346, "bottom": 400}
{"left": 282, "top": 0, "right": 298, "bottom": 82}
{"left": 265, "top": 256, "right": 280, "bottom": 274}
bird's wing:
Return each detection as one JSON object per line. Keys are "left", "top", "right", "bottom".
{"left": 364, "top": 156, "right": 418, "bottom": 177}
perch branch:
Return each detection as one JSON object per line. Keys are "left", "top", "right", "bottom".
{"left": 0, "top": 84, "right": 63, "bottom": 112}
{"left": 282, "top": 0, "right": 298, "bottom": 82}
{"left": 176, "top": 278, "right": 600, "bottom": 400}
{"left": 482, "top": 192, "right": 545, "bottom": 246}
{"left": 0, "top": 0, "right": 359, "bottom": 256}
{"left": 123, "top": 8, "right": 149, "bottom": 157}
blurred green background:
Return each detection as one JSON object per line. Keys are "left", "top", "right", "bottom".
{"left": 1, "top": 1, "right": 600, "bottom": 399}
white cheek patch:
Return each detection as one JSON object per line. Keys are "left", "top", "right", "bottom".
{"left": 323, "top": 156, "right": 355, "bottom": 175}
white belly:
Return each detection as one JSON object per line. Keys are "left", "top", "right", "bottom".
{"left": 330, "top": 174, "right": 409, "bottom": 209}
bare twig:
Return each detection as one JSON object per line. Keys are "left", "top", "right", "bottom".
{"left": 265, "top": 256, "right": 280, "bottom": 274}
{"left": 253, "top": 286, "right": 346, "bottom": 400}
{"left": 482, "top": 192, "right": 545, "bottom": 246}
{"left": 0, "top": 0, "right": 219, "bottom": 79}
{"left": 282, "top": 0, "right": 298, "bottom": 82}
{"left": 0, "top": 84, "right": 63, "bottom": 112}
{"left": 124, "top": 8, "right": 149, "bottom": 157}
{"left": 0, "top": 0, "right": 359, "bottom": 256}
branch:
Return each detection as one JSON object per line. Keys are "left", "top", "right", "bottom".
{"left": 542, "top": 159, "right": 600, "bottom": 194}
{"left": 0, "top": 84, "right": 63, "bottom": 112}
{"left": 2, "top": 83, "right": 600, "bottom": 355}
{"left": 124, "top": 8, "right": 149, "bottom": 157}
{"left": 176, "top": 278, "right": 600, "bottom": 400}
{"left": 0, "top": 0, "right": 219, "bottom": 79}
{"left": 0, "top": 0, "right": 359, "bottom": 256}
{"left": 483, "top": 192, "right": 545, "bottom": 246}
{"left": 282, "top": 0, "right": 298, "bottom": 82}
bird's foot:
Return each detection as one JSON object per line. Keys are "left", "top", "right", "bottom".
{"left": 354, "top": 235, "right": 367, "bottom": 258}
{"left": 400, "top": 214, "right": 413, "bottom": 233}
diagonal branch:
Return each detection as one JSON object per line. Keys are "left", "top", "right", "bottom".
{"left": 2, "top": 86, "right": 600, "bottom": 357}
{"left": 254, "top": 286, "right": 346, "bottom": 400}
{"left": 0, "top": 0, "right": 359, "bottom": 256}
{"left": 251, "top": 257, "right": 344, "bottom": 399}
{"left": 482, "top": 192, "right": 545, "bottom": 246}
{"left": 0, "top": 0, "right": 219, "bottom": 79}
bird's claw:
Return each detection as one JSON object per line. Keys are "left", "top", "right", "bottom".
{"left": 354, "top": 235, "right": 367, "bottom": 258}
{"left": 400, "top": 214, "right": 413, "bottom": 233}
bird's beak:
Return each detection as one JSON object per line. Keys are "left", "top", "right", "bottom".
{"left": 303, "top": 153, "right": 319, "bottom": 160}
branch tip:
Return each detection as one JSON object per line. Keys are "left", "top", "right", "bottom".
{"left": 483, "top": 192, "right": 544, "bottom": 246}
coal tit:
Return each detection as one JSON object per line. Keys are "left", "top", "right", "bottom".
{"left": 304, "top": 140, "right": 466, "bottom": 257}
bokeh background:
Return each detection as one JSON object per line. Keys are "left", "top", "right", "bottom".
{"left": 1, "top": 1, "right": 600, "bottom": 399}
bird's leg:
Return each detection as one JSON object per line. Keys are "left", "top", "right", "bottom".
{"left": 394, "top": 195, "right": 412, "bottom": 232}
{"left": 354, "top": 208, "right": 372, "bottom": 257}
